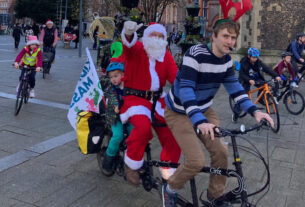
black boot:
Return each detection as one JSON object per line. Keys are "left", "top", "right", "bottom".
{"left": 102, "top": 154, "right": 115, "bottom": 177}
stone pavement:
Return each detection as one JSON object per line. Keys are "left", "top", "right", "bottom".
{"left": 0, "top": 35, "right": 305, "bottom": 207}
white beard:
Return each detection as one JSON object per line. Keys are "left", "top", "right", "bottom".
{"left": 143, "top": 36, "right": 168, "bottom": 61}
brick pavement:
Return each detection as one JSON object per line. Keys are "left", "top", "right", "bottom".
{"left": 0, "top": 35, "right": 305, "bottom": 207}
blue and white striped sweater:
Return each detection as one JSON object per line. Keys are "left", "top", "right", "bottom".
{"left": 165, "top": 44, "right": 257, "bottom": 127}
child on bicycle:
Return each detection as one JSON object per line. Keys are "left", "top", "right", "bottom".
{"left": 14, "top": 35, "right": 42, "bottom": 98}
{"left": 232, "top": 47, "right": 281, "bottom": 122}
{"left": 274, "top": 52, "right": 299, "bottom": 88}
{"left": 101, "top": 60, "right": 133, "bottom": 177}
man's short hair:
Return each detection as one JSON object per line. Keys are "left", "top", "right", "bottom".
{"left": 213, "top": 20, "right": 240, "bottom": 37}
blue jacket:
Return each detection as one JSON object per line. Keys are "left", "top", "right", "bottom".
{"left": 165, "top": 44, "right": 257, "bottom": 127}
{"left": 290, "top": 40, "right": 304, "bottom": 60}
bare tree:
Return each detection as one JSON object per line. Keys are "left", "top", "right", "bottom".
{"left": 140, "top": 0, "right": 179, "bottom": 24}
{"left": 99, "top": 0, "right": 120, "bottom": 16}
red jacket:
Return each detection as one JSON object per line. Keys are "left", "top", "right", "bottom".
{"left": 274, "top": 60, "right": 296, "bottom": 79}
{"left": 15, "top": 46, "right": 43, "bottom": 67}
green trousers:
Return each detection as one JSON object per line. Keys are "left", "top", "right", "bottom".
{"left": 106, "top": 120, "right": 133, "bottom": 157}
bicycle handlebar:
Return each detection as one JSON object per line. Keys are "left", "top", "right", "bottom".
{"left": 254, "top": 79, "right": 277, "bottom": 85}
{"left": 216, "top": 120, "right": 270, "bottom": 137}
{"left": 196, "top": 120, "right": 270, "bottom": 137}
{"left": 20, "top": 65, "right": 36, "bottom": 70}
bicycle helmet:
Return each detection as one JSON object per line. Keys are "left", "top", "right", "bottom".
{"left": 248, "top": 47, "right": 260, "bottom": 58}
{"left": 281, "top": 51, "right": 293, "bottom": 59}
{"left": 106, "top": 62, "right": 124, "bottom": 73}
{"left": 296, "top": 33, "right": 305, "bottom": 40}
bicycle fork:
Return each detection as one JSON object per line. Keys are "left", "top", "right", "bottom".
{"left": 231, "top": 136, "right": 254, "bottom": 207}
{"left": 288, "top": 88, "right": 297, "bottom": 103}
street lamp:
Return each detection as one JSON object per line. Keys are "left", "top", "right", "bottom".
{"left": 179, "top": 0, "right": 202, "bottom": 53}
{"left": 79, "top": 0, "right": 83, "bottom": 57}
{"left": 186, "top": 0, "right": 200, "bottom": 17}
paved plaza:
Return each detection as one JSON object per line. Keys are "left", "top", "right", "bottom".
{"left": 0, "top": 35, "right": 305, "bottom": 207}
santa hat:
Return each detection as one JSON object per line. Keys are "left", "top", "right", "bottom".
{"left": 46, "top": 20, "right": 53, "bottom": 25}
{"left": 143, "top": 23, "right": 167, "bottom": 40}
{"left": 26, "top": 35, "right": 40, "bottom": 46}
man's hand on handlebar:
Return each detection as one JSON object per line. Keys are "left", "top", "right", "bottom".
{"left": 197, "top": 123, "right": 220, "bottom": 141}
{"left": 254, "top": 110, "right": 274, "bottom": 128}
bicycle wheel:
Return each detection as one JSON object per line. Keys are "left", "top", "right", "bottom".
{"left": 283, "top": 90, "right": 305, "bottom": 115}
{"left": 265, "top": 94, "right": 280, "bottom": 133}
{"left": 14, "top": 81, "right": 25, "bottom": 116}
{"left": 229, "top": 97, "right": 247, "bottom": 118}
{"left": 96, "top": 146, "right": 107, "bottom": 174}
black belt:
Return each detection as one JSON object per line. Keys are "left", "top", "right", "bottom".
{"left": 123, "top": 87, "right": 166, "bottom": 127}
{"left": 123, "top": 88, "right": 163, "bottom": 101}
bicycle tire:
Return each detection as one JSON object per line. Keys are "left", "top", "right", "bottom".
{"left": 229, "top": 97, "right": 247, "bottom": 118}
{"left": 23, "top": 82, "right": 29, "bottom": 104}
{"left": 96, "top": 146, "right": 107, "bottom": 174}
{"left": 283, "top": 90, "right": 305, "bottom": 115}
{"left": 265, "top": 94, "right": 280, "bottom": 133}
{"left": 14, "top": 81, "right": 24, "bottom": 116}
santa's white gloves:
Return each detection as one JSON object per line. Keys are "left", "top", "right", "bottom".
{"left": 123, "top": 21, "right": 143, "bottom": 35}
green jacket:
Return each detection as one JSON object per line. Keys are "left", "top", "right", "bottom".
{"left": 100, "top": 75, "right": 120, "bottom": 125}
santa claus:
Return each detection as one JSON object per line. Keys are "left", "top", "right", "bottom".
{"left": 120, "top": 21, "right": 181, "bottom": 186}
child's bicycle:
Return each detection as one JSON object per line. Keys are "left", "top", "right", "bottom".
{"left": 15, "top": 65, "right": 36, "bottom": 116}
{"left": 96, "top": 121, "right": 271, "bottom": 207}
{"left": 229, "top": 80, "right": 280, "bottom": 133}
{"left": 273, "top": 80, "right": 305, "bottom": 115}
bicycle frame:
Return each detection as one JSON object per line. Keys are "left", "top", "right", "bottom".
{"left": 18, "top": 67, "right": 34, "bottom": 94}
{"left": 247, "top": 83, "right": 277, "bottom": 115}
{"left": 97, "top": 124, "right": 270, "bottom": 207}
{"left": 138, "top": 134, "right": 269, "bottom": 207}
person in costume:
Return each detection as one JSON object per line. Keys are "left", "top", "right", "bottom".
{"left": 120, "top": 21, "right": 181, "bottom": 186}
{"left": 162, "top": 1, "right": 275, "bottom": 206}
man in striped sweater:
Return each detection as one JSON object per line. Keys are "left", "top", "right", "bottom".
{"left": 162, "top": 20, "right": 275, "bottom": 207}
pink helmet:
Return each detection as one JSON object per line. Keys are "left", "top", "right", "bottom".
{"left": 26, "top": 35, "right": 40, "bottom": 46}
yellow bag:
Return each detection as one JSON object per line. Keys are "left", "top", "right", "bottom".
{"left": 76, "top": 111, "right": 105, "bottom": 154}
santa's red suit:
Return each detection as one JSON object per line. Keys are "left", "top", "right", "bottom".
{"left": 120, "top": 24, "right": 181, "bottom": 178}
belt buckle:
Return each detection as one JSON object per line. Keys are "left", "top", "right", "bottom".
{"left": 151, "top": 91, "right": 154, "bottom": 100}
{"left": 145, "top": 91, "right": 153, "bottom": 100}
{"left": 145, "top": 91, "right": 149, "bottom": 99}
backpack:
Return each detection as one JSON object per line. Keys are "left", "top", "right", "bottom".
{"left": 76, "top": 111, "right": 106, "bottom": 154}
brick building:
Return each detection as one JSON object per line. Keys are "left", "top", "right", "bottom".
{"left": 162, "top": 0, "right": 220, "bottom": 36}
{"left": 0, "top": 0, "right": 13, "bottom": 25}
{"left": 237, "top": 0, "right": 305, "bottom": 51}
